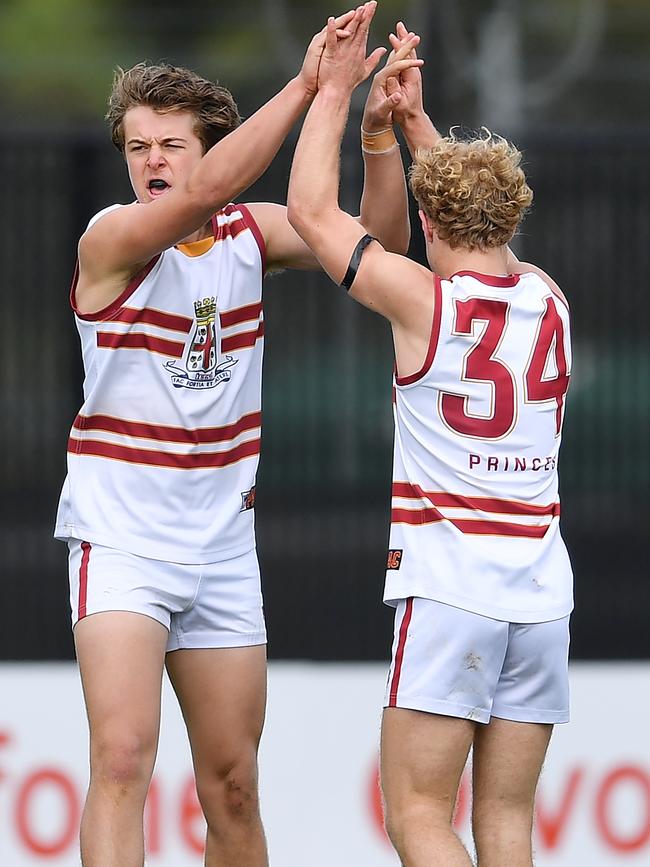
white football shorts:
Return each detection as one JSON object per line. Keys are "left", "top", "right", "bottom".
{"left": 385, "top": 597, "right": 570, "bottom": 724}
{"left": 68, "top": 539, "right": 266, "bottom": 651}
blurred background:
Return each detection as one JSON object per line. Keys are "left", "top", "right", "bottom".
{"left": 1, "top": 0, "right": 647, "bottom": 662}
{"left": 0, "top": 1, "right": 648, "bottom": 864}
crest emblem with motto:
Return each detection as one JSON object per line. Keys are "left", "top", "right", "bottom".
{"left": 164, "top": 297, "right": 237, "bottom": 390}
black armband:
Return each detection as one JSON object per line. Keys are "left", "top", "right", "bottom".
{"left": 341, "top": 234, "right": 376, "bottom": 291}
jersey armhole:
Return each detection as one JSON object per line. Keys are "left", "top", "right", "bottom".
{"left": 395, "top": 274, "right": 443, "bottom": 387}
{"left": 71, "top": 255, "right": 161, "bottom": 322}
{"left": 236, "top": 204, "right": 267, "bottom": 277}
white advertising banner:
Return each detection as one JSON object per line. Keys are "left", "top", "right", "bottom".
{"left": 0, "top": 662, "right": 648, "bottom": 866}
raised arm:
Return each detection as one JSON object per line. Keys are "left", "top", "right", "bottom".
{"left": 76, "top": 11, "right": 357, "bottom": 314}
{"left": 357, "top": 34, "right": 422, "bottom": 254}
{"left": 287, "top": 9, "right": 429, "bottom": 324}
{"left": 246, "top": 10, "right": 416, "bottom": 273}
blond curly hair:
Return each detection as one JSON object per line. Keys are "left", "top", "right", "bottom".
{"left": 409, "top": 130, "right": 533, "bottom": 251}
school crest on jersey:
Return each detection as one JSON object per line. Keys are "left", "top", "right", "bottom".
{"left": 164, "top": 296, "right": 237, "bottom": 390}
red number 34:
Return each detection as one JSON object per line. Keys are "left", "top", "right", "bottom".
{"left": 439, "top": 296, "right": 570, "bottom": 440}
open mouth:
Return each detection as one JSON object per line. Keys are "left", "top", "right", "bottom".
{"left": 148, "top": 179, "right": 170, "bottom": 196}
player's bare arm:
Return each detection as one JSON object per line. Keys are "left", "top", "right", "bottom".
{"left": 287, "top": 15, "right": 432, "bottom": 377}
{"left": 246, "top": 4, "right": 415, "bottom": 273}
{"left": 75, "top": 8, "right": 359, "bottom": 314}
{"left": 357, "top": 26, "right": 419, "bottom": 256}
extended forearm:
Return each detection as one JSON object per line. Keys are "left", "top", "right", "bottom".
{"left": 287, "top": 85, "right": 352, "bottom": 239}
{"left": 399, "top": 111, "right": 441, "bottom": 160}
{"left": 360, "top": 137, "right": 410, "bottom": 253}
{"left": 189, "top": 77, "right": 313, "bottom": 207}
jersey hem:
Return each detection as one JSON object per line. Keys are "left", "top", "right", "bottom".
{"left": 54, "top": 524, "right": 256, "bottom": 566}
{"left": 383, "top": 588, "right": 573, "bottom": 624}
{"left": 167, "top": 632, "right": 267, "bottom": 652}
{"left": 384, "top": 694, "right": 490, "bottom": 724}
{"left": 490, "top": 704, "right": 570, "bottom": 724}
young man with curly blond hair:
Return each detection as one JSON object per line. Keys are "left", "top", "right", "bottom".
{"left": 288, "top": 20, "right": 573, "bottom": 867}
{"left": 53, "top": 5, "right": 424, "bottom": 865}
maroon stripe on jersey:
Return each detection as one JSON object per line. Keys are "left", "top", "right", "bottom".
{"left": 78, "top": 541, "right": 91, "bottom": 620}
{"left": 97, "top": 331, "right": 185, "bottom": 358}
{"left": 391, "top": 507, "right": 551, "bottom": 538}
{"left": 72, "top": 256, "right": 161, "bottom": 322}
{"left": 220, "top": 302, "right": 263, "bottom": 329}
{"left": 392, "top": 481, "right": 560, "bottom": 518}
{"left": 222, "top": 321, "right": 265, "bottom": 353}
{"left": 215, "top": 217, "right": 248, "bottom": 241}
{"left": 68, "top": 437, "right": 261, "bottom": 470}
{"left": 452, "top": 518, "right": 550, "bottom": 538}
{"left": 237, "top": 204, "right": 267, "bottom": 275}
{"left": 437, "top": 494, "right": 560, "bottom": 518}
{"left": 72, "top": 410, "right": 262, "bottom": 445}
{"left": 106, "top": 307, "right": 193, "bottom": 333}
{"left": 388, "top": 597, "right": 414, "bottom": 707}
{"left": 451, "top": 270, "right": 521, "bottom": 288}
{"left": 395, "top": 274, "right": 443, "bottom": 386}
{"left": 391, "top": 506, "right": 445, "bottom": 525}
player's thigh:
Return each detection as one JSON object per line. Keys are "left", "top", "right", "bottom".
{"left": 381, "top": 707, "right": 475, "bottom": 820}
{"left": 166, "top": 644, "right": 267, "bottom": 768}
{"left": 74, "top": 611, "right": 169, "bottom": 745}
{"left": 472, "top": 716, "right": 553, "bottom": 809}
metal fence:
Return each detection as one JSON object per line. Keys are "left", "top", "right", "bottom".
{"left": 1, "top": 124, "right": 648, "bottom": 661}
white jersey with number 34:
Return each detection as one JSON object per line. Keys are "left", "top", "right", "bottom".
{"left": 386, "top": 270, "right": 573, "bottom": 622}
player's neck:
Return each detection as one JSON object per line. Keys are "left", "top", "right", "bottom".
{"left": 179, "top": 220, "right": 214, "bottom": 246}
{"left": 432, "top": 245, "right": 510, "bottom": 280}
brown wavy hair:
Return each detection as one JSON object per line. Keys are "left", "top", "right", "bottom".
{"left": 106, "top": 62, "right": 241, "bottom": 154}
{"left": 409, "top": 130, "right": 533, "bottom": 251}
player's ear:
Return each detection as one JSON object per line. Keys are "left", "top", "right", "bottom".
{"left": 418, "top": 209, "right": 434, "bottom": 243}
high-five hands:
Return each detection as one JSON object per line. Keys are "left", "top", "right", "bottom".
{"left": 299, "top": 8, "right": 359, "bottom": 97}
{"left": 315, "top": 2, "right": 387, "bottom": 93}
{"left": 301, "top": 8, "right": 425, "bottom": 109}
{"left": 362, "top": 28, "right": 423, "bottom": 132}
{"left": 386, "top": 21, "right": 425, "bottom": 126}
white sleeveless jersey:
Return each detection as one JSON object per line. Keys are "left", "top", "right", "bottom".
{"left": 55, "top": 203, "right": 266, "bottom": 563}
{"left": 386, "top": 270, "right": 573, "bottom": 622}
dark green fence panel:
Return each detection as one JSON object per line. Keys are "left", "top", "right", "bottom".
{"left": 1, "top": 127, "right": 648, "bottom": 660}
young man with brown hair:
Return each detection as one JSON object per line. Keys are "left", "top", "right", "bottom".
{"left": 54, "top": 5, "right": 414, "bottom": 865}
{"left": 288, "top": 21, "right": 573, "bottom": 867}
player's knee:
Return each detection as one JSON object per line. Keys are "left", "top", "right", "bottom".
{"left": 197, "top": 754, "right": 261, "bottom": 825}
{"left": 383, "top": 806, "right": 406, "bottom": 851}
{"left": 90, "top": 729, "right": 156, "bottom": 788}
{"left": 384, "top": 795, "right": 454, "bottom": 848}
{"left": 472, "top": 793, "right": 534, "bottom": 845}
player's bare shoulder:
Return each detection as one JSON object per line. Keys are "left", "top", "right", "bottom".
{"left": 511, "top": 260, "right": 569, "bottom": 310}
{"left": 76, "top": 204, "right": 150, "bottom": 317}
